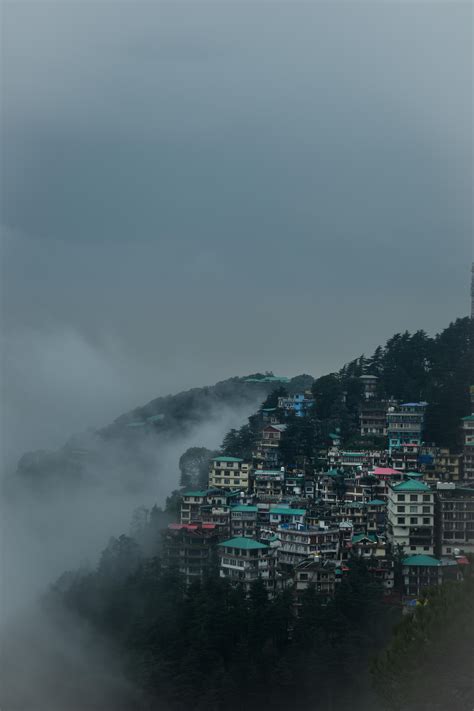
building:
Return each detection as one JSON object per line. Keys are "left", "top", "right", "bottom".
{"left": 366, "top": 499, "right": 387, "bottom": 534}
{"left": 359, "top": 374, "right": 379, "bottom": 400}
{"left": 230, "top": 505, "right": 259, "bottom": 538}
{"left": 277, "top": 524, "right": 340, "bottom": 567}
{"left": 180, "top": 490, "right": 213, "bottom": 524}
{"left": 254, "top": 469, "right": 285, "bottom": 500}
{"left": 293, "top": 558, "right": 336, "bottom": 606}
{"left": 208, "top": 456, "right": 250, "bottom": 490}
{"left": 217, "top": 536, "right": 276, "bottom": 593}
{"left": 402, "top": 554, "right": 463, "bottom": 600}
{"left": 269, "top": 506, "right": 306, "bottom": 529}
{"left": 435, "top": 483, "right": 474, "bottom": 556}
{"left": 360, "top": 400, "right": 388, "bottom": 437}
{"left": 257, "top": 424, "right": 287, "bottom": 466}
{"left": 387, "top": 479, "right": 435, "bottom": 555}
{"left": 163, "top": 523, "right": 220, "bottom": 586}
{"left": 387, "top": 402, "right": 427, "bottom": 452}
{"left": 461, "top": 414, "right": 474, "bottom": 481}
{"left": 277, "top": 393, "right": 314, "bottom": 417}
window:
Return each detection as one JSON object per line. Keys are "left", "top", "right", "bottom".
{"left": 423, "top": 495, "right": 431, "bottom": 502}
{"left": 410, "top": 517, "right": 418, "bottom": 524}
{"left": 410, "top": 506, "right": 417, "bottom": 513}
{"left": 410, "top": 495, "right": 418, "bottom": 502}
{"left": 397, "top": 506, "right": 405, "bottom": 513}
{"left": 398, "top": 517, "right": 406, "bottom": 524}
{"left": 398, "top": 495, "right": 406, "bottom": 502}
{"left": 422, "top": 506, "right": 430, "bottom": 513}
{"left": 299, "top": 573, "right": 308, "bottom": 581}
{"left": 423, "top": 518, "right": 430, "bottom": 525}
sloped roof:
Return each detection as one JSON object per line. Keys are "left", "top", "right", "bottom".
{"left": 352, "top": 533, "right": 378, "bottom": 544}
{"left": 392, "top": 479, "right": 431, "bottom": 492}
{"left": 367, "top": 499, "right": 386, "bottom": 506}
{"left": 218, "top": 537, "right": 268, "bottom": 550}
{"left": 402, "top": 555, "right": 441, "bottom": 567}
{"left": 231, "top": 505, "right": 258, "bottom": 513}
{"left": 270, "top": 507, "right": 306, "bottom": 516}
{"left": 213, "top": 456, "right": 244, "bottom": 463}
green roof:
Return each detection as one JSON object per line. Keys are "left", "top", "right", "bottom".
{"left": 218, "top": 537, "right": 268, "bottom": 550}
{"left": 461, "top": 415, "right": 474, "bottom": 421}
{"left": 270, "top": 507, "right": 306, "bottom": 516}
{"left": 147, "top": 413, "right": 165, "bottom": 422}
{"left": 231, "top": 505, "right": 258, "bottom": 513}
{"left": 406, "top": 471, "right": 423, "bottom": 478}
{"left": 352, "top": 533, "right": 377, "bottom": 544}
{"left": 367, "top": 499, "right": 386, "bottom": 506}
{"left": 403, "top": 555, "right": 441, "bottom": 567}
{"left": 182, "top": 490, "right": 209, "bottom": 497}
{"left": 392, "top": 479, "right": 431, "bottom": 492}
{"left": 261, "top": 408, "right": 277, "bottom": 412}
{"left": 214, "top": 456, "right": 244, "bottom": 463}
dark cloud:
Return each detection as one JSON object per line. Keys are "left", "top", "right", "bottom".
{"left": 1, "top": 1, "right": 472, "bottom": 464}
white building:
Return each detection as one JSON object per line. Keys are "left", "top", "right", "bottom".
{"left": 387, "top": 478, "right": 434, "bottom": 555}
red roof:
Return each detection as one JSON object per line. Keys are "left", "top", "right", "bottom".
{"left": 373, "top": 467, "right": 399, "bottom": 476}
{"left": 455, "top": 556, "right": 470, "bottom": 565}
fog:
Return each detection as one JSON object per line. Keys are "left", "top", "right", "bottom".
{"left": 1, "top": 1, "right": 472, "bottom": 709}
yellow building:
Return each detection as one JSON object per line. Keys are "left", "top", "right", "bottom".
{"left": 208, "top": 456, "right": 250, "bottom": 490}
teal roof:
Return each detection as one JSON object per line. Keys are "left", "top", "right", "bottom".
{"left": 182, "top": 490, "right": 209, "bottom": 497}
{"left": 406, "top": 471, "right": 423, "bottom": 478}
{"left": 214, "top": 456, "right": 244, "bottom": 463}
{"left": 352, "top": 533, "right": 377, "bottom": 544}
{"left": 231, "top": 505, "right": 258, "bottom": 513}
{"left": 344, "top": 501, "right": 365, "bottom": 508}
{"left": 403, "top": 555, "right": 441, "bottom": 567}
{"left": 147, "top": 413, "right": 164, "bottom": 422}
{"left": 367, "top": 499, "right": 386, "bottom": 506}
{"left": 261, "top": 407, "right": 277, "bottom": 412}
{"left": 392, "top": 479, "right": 431, "bottom": 492}
{"left": 218, "top": 537, "right": 268, "bottom": 550}
{"left": 461, "top": 415, "right": 474, "bottom": 421}
{"left": 270, "top": 507, "right": 306, "bottom": 516}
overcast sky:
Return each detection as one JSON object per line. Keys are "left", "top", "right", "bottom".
{"left": 1, "top": 1, "right": 472, "bottom": 466}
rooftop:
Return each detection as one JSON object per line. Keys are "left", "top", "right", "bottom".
{"left": 392, "top": 479, "right": 432, "bottom": 493}
{"left": 213, "top": 456, "right": 244, "bottom": 463}
{"left": 402, "top": 554, "right": 441, "bottom": 567}
{"left": 231, "top": 505, "right": 258, "bottom": 513}
{"left": 270, "top": 507, "right": 306, "bottom": 516}
{"left": 352, "top": 533, "right": 378, "bottom": 544}
{"left": 218, "top": 537, "right": 269, "bottom": 550}
{"left": 367, "top": 499, "right": 386, "bottom": 506}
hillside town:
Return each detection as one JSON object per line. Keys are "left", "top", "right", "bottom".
{"left": 163, "top": 378, "right": 474, "bottom": 609}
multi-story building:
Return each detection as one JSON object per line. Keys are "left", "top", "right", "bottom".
{"left": 230, "top": 504, "right": 259, "bottom": 538}
{"left": 269, "top": 506, "right": 306, "bottom": 529}
{"left": 461, "top": 414, "right": 474, "bottom": 481}
{"left": 293, "top": 558, "right": 336, "bottom": 606}
{"left": 277, "top": 393, "right": 314, "bottom": 417}
{"left": 402, "top": 554, "right": 463, "bottom": 600}
{"left": 217, "top": 536, "right": 276, "bottom": 593}
{"left": 208, "top": 456, "right": 250, "bottom": 490}
{"left": 254, "top": 469, "right": 285, "bottom": 500}
{"left": 366, "top": 499, "right": 387, "bottom": 533}
{"left": 180, "top": 490, "right": 214, "bottom": 524}
{"left": 257, "top": 424, "right": 287, "bottom": 466}
{"left": 359, "top": 374, "right": 379, "bottom": 400}
{"left": 277, "top": 524, "right": 340, "bottom": 568}
{"left": 387, "top": 479, "right": 435, "bottom": 555}
{"left": 391, "top": 444, "right": 421, "bottom": 473}
{"left": 163, "top": 523, "right": 220, "bottom": 586}
{"left": 359, "top": 400, "right": 388, "bottom": 437}
{"left": 387, "top": 402, "right": 427, "bottom": 452}
{"left": 435, "top": 483, "right": 474, "bottom": 556}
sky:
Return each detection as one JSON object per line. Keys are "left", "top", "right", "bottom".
{"left": 1, "top": 0, "right": 473, "bottom": 467}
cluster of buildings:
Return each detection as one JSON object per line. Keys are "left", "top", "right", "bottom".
{"left": 162, "top": 380, "right": 474, "bottom": 609}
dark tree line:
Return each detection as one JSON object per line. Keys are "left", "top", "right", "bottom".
{"left": 52, "top": 549, "right": 396, "bottom": 711}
